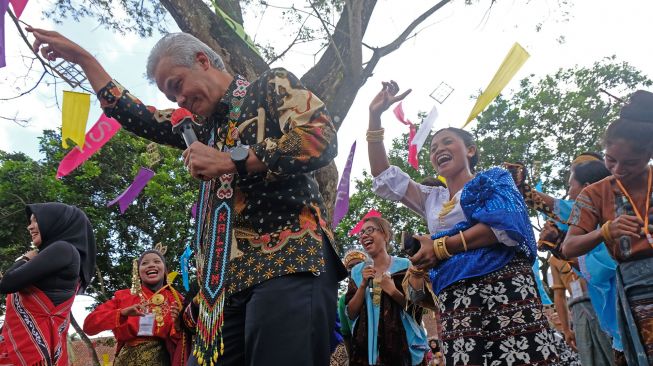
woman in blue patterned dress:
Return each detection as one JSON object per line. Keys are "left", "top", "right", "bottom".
{"left": 366, "top": 81, "right": 577, "bottom": 365}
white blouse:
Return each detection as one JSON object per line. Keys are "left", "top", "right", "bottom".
{"left": 372, "top": 166, "right": 517, "bottom": 246}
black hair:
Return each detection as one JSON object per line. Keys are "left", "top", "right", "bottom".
{"left": 604, "top": 90, "right": 653, "bottom": 153}
{"left": 420, "top": 176, "right": 447, "bottom": 188}
{"left": 572, "top": 160, "right": 611, "bottom": 186}
{"left": 433, "top": 127, "right": 479, "bottom": 172}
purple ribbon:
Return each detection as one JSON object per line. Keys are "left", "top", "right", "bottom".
{"left": 332, "top": 141, "right": 356, "bottom": 228}
{"left": 0, "top": 0, "right": 9, "bottom": 68}
{"left": 191, "top": 201, "right": 198, "bottom": 219}
{"left": 107, "top": 167, "right": 155, "bottom": 213}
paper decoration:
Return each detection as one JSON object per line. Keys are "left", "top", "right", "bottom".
{"left": 61, "top": 91, "right": 91, "bottom": 148}
{"left": 191, "top": 202, "right": 198, "bottom": 219}
{"left": 463, "top": 43, "right": 530, "bottom": 128}
{"left": 167, "top": 271, "right": 179, "bottom": 284}
{"left": 393, "top": 102, "right": 418, "bottom": 170}
{"left": 107, "top": 167, "right": 155, "bottom": 213}
{"left": 412, "top": 105, "right": 438, "bottom": 154}
{"left": 332, "top": 141, "right": 357, "bottom": 228}
{"left": 56, "top": 114, "right": 121, "bottom": 178}
{"left": 213, "top": 2, "right": 260, "bottom": 56}
{"left": 0, "top": 0, "right": 8, "bottom": 68}
{"left": 9, "top": 0, "right": 26, "bottom": 18}
{"left": 348, "top": 209, "right": 382, "bottom": 236}
{"left": 180, "top": 244, "right": 193, "bottom": 291}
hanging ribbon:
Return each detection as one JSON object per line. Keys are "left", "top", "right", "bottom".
{"left": 393, "top": 102, "right": 418, "bottom": 170}
{"left": 191, "top": 202, "right": 198, "bottom": 219}
{"left": 463, "top": 43, "right": 530, "bottom": 128}
{"left": 9, "top": 0, "right": 27, "bottom": 18}
{"left": 332, "top": 141, "right": 357, "bottom": 229}
{"left": 412, "top": 105, "right": 438, "bottom": 154}
{"left": 0, "top": 0, "right": 8, "bottom": 68}
{"left": 56, "top": 114, "right": 121, "bottom": 179}
{"left": 348, "top": 209, "right": 382, "bottom": 236}
{"left": 107, "top": 167, "right": 155, "bottom": 213}
{"left": 180, "top": 244, "right": 193, "bottom": 292}
{"left": 61, "top": 90, "right": 91, "bottom": 149}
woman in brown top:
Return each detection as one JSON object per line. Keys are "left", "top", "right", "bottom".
{"left": 563, "top": 90, "right": 653, "bottom": 365}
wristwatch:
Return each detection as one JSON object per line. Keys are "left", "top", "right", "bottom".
{"left": 230, "top": 144, "right": 249, "bottom": 176}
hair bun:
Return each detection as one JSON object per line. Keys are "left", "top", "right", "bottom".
{"left": 620, "top": 90, "right": 653, "bottom": 123}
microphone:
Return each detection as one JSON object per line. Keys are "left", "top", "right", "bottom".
{"left": 364, "top": 256, "right": 374, "bottom": 291}
{"left": 171, "top": 108, "right": 198, "bottom": 146}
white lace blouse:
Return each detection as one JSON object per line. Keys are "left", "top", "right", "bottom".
{"left": 372, "top": 166, "right": 517, "bottom": 246}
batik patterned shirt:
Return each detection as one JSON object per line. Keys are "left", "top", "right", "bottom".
{"left": 97, "top": 68, "right": 339, "bottom": 295}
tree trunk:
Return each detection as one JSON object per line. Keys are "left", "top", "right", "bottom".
{"left": 70, "top": 314, "right": 101, "bottom": 366}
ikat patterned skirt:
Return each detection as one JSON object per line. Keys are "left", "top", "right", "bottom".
{"left": 437, "top": 256, "right": 580, "bottom": 366}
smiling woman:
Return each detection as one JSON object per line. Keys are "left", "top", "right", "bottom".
{"left": 563, "top": 90, "right": 653, "bottom": 365}
{"left": 366, "top": 81, "right": 579, "bottom": 365}
{"left": 82, "top": 246, "right": 188, "bottom": 366}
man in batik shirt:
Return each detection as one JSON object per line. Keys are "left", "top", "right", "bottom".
{"left": 29, "top": 27, "right": 346, "bottom": 366}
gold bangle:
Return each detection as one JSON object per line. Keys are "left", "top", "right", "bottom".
{"left": 459, "top": 231, "right": 468, "bottom": 252}
{"left": 601, "top": 221, "right": 613, "bottom": 243}
{"left": 433, "top": 236, "right": 451, "bottom": 260}
{"left": 440, "top": 236, "right": 451, "bottom": 258}
{"left": 366, "top": 128, "right": 385, "bottom": 143}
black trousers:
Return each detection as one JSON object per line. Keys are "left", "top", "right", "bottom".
{"left": 217, "top": 233, "right": 345, "bottom": 366}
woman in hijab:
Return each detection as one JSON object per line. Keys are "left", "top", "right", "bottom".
{"left": 0, "top": 203, "right": 96, "bottom": 366}
{"left": 83, "top": 246, "right": 187, "bottom": 366}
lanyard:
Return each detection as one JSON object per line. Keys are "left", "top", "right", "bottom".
{"left": 615, "top": 166, "right": 653, "bottom": 245}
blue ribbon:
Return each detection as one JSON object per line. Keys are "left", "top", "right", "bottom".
{"left": 180, "top": 244, "right": 193, "bottom": 291}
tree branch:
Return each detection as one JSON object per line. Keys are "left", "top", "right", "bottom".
{"left": 309, "top": 1, "right": 346, "bottom": 73}
{"left": 70, "top": 315, "right": 101, "bottom": 366}
{"left": 346, "top": 0, "right": 364, "bottom": 79}
{"left": 266, "top": 16, "right": 310, "bottom": 65}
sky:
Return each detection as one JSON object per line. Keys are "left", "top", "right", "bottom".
{"left": 2, "top": 0, "right": 653, "bottom": 334}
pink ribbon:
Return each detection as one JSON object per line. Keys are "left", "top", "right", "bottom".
{"left": 56, "top": 114, "right": 121, "bottom": 179}
{"left": 9, "top": 0, "right": 26, "bottom": 18}
{"left": 393, "top": 102, "right": 418, "bottom": 170}
{"left": 348, "top": 209, "right": 382, "bottom": 236}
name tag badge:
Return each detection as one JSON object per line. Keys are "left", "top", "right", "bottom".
{"left": 570, "top": 279, "right": 583, "bottom": 299}
{"left": 137, "top": 313, "right": 155, "bottom": 336}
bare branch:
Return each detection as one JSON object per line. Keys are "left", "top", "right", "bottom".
{"left": 266, "top": 16, "right": 310, "bottom": 65}
{"left": 0, "top": 114, "right": 31, "bottom": 126}
{"left": 378, "top": 0, "right": 450, "bottom": 58}
{"left": 309, "top": 1, "right": 346, "bottom": 73}
{"left": 0, "top": 70, "right": 47, "bottom": 101}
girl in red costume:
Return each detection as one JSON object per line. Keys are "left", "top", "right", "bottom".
{"left": 84, "top": 246, "right": 188, "bottom": 365}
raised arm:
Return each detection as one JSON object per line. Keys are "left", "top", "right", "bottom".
{"left": 367, "top": 81, "right": 411, "bottom": 177}
{"left": 27, "top": 27, "right": 200, "bottom": 149}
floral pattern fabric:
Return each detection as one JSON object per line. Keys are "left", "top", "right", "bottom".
{"left": 438, "top": 256, "right": 580, "bottom": 366}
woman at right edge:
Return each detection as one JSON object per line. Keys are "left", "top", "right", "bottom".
{"left": 563, "top": 90, "right": 653, "bottom": 365}
{"left": 367, "top": 80, "right": 577, "bottom": 365}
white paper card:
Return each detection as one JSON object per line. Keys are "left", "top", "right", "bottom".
{"left": 137, "top": 313, "right": 155, "bottom": 336}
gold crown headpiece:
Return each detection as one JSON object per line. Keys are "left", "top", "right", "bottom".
{"left": 343, "top": 249, "right": 367, "bottom": 267}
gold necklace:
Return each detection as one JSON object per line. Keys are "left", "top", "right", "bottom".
{"left": 438, "top": 196, "right": 458, "bottom": 226}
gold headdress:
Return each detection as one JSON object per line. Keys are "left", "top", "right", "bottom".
{"left": 571, "top": 154, "right": 600, "bottom": 166}
{"left": 343, "top": 249, "right": 367, "bottom": 267}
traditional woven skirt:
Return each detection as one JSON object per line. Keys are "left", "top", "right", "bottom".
{"left": 114, "top": 339, "right": 171, "bottom": 366}
{"left": 437, "top": 256, "right": 580, "bottom": 365}
{"left": 616, "top": 256, "right": 653, "bottom": 365}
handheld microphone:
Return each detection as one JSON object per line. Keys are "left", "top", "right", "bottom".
{"left": 171, "top": 108, "right": 198, "bottom": 146}
{"left": 364, "top": 256, "right": 374, "bottom": 290}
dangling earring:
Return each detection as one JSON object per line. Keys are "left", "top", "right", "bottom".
{"left": 130, "top": 259, "right": 141, "bottom": 296}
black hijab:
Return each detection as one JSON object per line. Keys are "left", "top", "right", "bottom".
{"left": 26, "top": 203, "right": 96, "bottom": 292}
